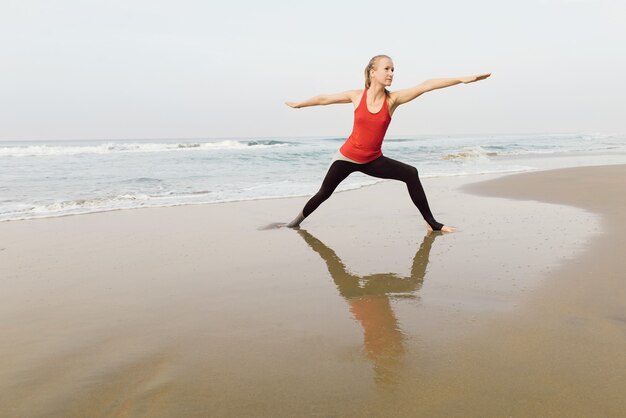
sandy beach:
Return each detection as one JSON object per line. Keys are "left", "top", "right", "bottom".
{"left": 1, "top": 164, "right": 625, "bottom": 417}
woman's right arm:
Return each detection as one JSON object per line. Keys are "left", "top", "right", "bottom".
{"left": 285, "top": 90, "right": 360, "bottom": 108}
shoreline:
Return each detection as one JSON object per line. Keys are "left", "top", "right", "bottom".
{"left": 0, "top": 146, "right": 626, "bottom": 223}
{"left": 3, "top": 148, "right": 626, "bottom": 224}
{"left": 1, "top": 163, "right": 624, "bottom": 416}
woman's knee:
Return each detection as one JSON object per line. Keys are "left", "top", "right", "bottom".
{"left": 400, "top": 165, "right": 419, "bottom": 183}
{"left": 315, "top": 186, "right": 335, "bottom": 201}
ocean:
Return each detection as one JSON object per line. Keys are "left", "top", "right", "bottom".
{"left": 1, "top": 133, "right": 625, "bottom": 222}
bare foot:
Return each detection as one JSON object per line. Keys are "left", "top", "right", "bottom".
{"left": 426, "top": 223, "right": 456, "bottom": 233}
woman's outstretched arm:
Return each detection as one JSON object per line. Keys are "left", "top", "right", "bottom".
{"left": 391, "top": 73, "right": 491, "bottom": 108}
{"left": 285, "top": 90, "right": 360, "bottom": 108}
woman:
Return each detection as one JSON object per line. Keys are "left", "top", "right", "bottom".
{"left": 285, "top": 55, "right": 491, "bottom": 232}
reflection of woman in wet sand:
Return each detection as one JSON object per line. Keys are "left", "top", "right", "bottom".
{"left": 286, "top": 55, "right": 491, "bottom": 232}
{"left": 297, "top": 229, "right": 438, "bottom": 385}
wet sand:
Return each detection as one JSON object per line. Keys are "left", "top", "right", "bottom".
{"left": 0, "top": 164, "right": 624, "bottom": 417}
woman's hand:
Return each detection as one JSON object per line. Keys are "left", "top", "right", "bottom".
{"left": 460, "top": 73, "right": 492, "bottom": 84}
{"left": 285, "top": 102, "right": 300, "bottom": 108}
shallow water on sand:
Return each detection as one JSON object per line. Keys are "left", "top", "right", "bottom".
{"left": 0, "top": 171, "right": 607, "bottom": 417}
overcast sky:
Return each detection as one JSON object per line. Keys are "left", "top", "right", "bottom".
{"left": 1, "top": 0, "right": 624, "bottom": 141}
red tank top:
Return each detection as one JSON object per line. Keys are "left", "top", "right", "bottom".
{"left": 339, "top": 89, "right": 392, "bottom": 163}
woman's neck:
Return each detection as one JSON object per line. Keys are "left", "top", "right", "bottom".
{"left": 367, "top": 83, "right": 386, "bottom": 98}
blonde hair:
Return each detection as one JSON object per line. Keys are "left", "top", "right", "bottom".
{"left": 364, "top": 54, "right": 392, "bottom": 96}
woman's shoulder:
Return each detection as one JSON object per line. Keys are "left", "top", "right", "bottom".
{"left": 350, "top": 88, "right": 366, "bottom": 105}
{"left": 349, "top": 89, "right": 365, "bottom": 98}
{"left": 387, "top": 89, "right": 401, "bottom": 106}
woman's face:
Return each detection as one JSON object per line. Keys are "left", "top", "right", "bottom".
{"left": 371, "top": 57, "right": 394, "bottom": 87}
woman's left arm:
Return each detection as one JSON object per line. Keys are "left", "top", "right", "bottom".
{"left": 391, "top": 73, "right": 491, "bottom": 108}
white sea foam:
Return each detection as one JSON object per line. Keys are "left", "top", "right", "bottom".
{"left": 442, "top": 146, "right": 498, "bottom": 160}
{"left": 0, "top": 140, "right": 290, "bottom": 157}
{"left": 1, "top": 133, "right": 624, "bottom": 222}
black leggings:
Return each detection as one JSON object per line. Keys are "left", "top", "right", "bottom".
{"left": 302, "top": 156, "right": 444, "bottom": 230}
